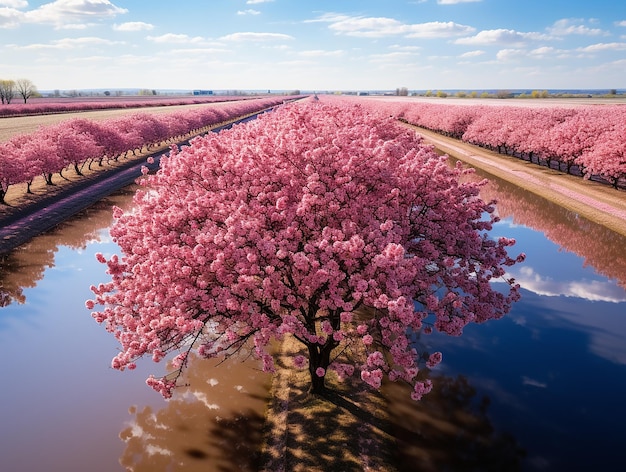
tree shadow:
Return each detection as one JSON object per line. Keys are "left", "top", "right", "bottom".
{"left": 384, "top": 374, "right": 526, "bottom": 472}
{"left": 260, "top": 342, "right": 397, "bottom": 472}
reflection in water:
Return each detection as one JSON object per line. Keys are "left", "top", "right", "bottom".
{"left": 426, "top": 287, "right": 626, "bottom": 471}
{"left": 384, "top": 373, "right": 526, "bottom": 472}
{"left": 512, "top": 265, "right": 626, "bottom": 303}
{"left": 0, "top": 186, "right": 137, "bottom": 308}
{"left": 120, "top": 352, "right": 271, "bottom": 472}
{"left": 460, "top": 162, "right": 626, "bottom": 289}
{"left": 0, "top": 185, "right": 275, "bottom": 472}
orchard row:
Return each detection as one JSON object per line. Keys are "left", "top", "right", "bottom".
{"left": 0, "top": 95, "right": 265, "bottom": 118}
{"left": 364, "top": 100, "right": 626, "bottom": 189}
{"left": 0, "top": 97, "right": 293, "bottom": 204}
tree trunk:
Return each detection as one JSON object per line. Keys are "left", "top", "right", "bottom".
{"left": 309, "top": 370, "right": 327, "bottom": 394}
{"left": 307, "top": 341, "right": 336, "bottom": 395}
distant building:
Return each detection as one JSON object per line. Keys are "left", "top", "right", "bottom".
{"left": 193, "top": 90, "right": 214, "bottom": 96}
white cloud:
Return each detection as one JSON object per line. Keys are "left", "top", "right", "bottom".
{"left": 0, "top": 0, "right": 28, "bottom": 6}
{"left": 23, "top": 0, "right": 127, "bottom": 26}
{"left": 304, "top": 12, "right": 351, "bottom": 24}
{"left": 328, "top": 16, "right": 406, "bottom": 37}
{"left": 528, "top": 46, "right": 566, "bottom": 58}
{"left": 406, "top": 21, "right": 475, "bottom": 38}
{"left": 390, "top": 44, "right": 422, "bottom": 51}
{"left": 113, "top": 21, "right": 154, "bottom": 32}
{"left": 496, "top": 48, "right": 526, "bottom": 61}
{"left": 437, "top": 0, "right": 482, "bottom": 3}
{"left": 0, "top": 0, "right": 27, "bottom": 7}
{"left": 298, "top": 49, "right": 345, "bottom": 57}
{"left": 522, "top": 376, "right": 547, "bottom": 388}
{"left": 548, "top": 18, "right": 607, "bottom": 36}
{"left": 577, "top": 41, "right": 626, "bottom": 53}
{"left": 147, "top": 33, "right": 206, "bottom": 44}
{"left": 164, "top": 47, "right": 229, "bottom": 56}
{"left": 616, "top": 20, "right": 626, "bottom": 27}
{"left": 9, "top": 35, "right": 124, "bottom": 50}
{"left": 513, "top": 266, "right": 626, "bottom": 303}
{"left": 369, "top": 51, "right": 419, "bottom": 62}
{"left": 497, "top": 46, "right": 570, "bottom": 61}
{"left": 455, "top": 28, "right": 551, "bottom": 46}
{"left": 0, "top": 6, "right": 24, "bottom": 28}
{"left": 246, "top": 0, "right": 274, "bottom": 3}
{"left": 459, "top": 49, "right": 485, "bottom": 58}
{"left": 237, "top": 9, "right": 260, "bottom": 16}
{"left": 58, "top": 36, "right": 124, "bottom": 46}
{"left": 324, "top": 15, "right": 474, "bottom": 38}
{"left": 219, "top": 32, "right": 294, "bottom": 41}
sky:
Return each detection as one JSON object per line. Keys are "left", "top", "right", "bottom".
{"left": 1, "top": 0, "right": 625, "bottom": 92}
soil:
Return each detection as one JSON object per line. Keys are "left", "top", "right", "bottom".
{"left": 260, "top": 335, "right": 397, "bottom": 472}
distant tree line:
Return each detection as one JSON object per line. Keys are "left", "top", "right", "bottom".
{"left": 0, "top": 78, "right": 39, "bottom": 104}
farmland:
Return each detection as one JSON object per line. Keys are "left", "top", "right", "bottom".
{"left": 0, "top": 94, "right": 262, "bottom": 118}
{"left": 0, "top": 96, "right": 301, "bottom": 207}
{"left": 0, "top": 97, "right": 278, "bottom": 142}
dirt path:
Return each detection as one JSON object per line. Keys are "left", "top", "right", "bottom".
{"left": 260, "top": 335, "right": 397, "bottom": 472}
{"left": 408, "top": 125, "right": 626, "bottom": 237}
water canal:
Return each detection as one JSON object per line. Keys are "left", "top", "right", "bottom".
{"left": 1, "top": 165, "right": 625, "bottom": 471}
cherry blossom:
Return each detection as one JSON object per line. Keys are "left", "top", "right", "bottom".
{"left": 88, "top": 98, "right": 523, "bottom": 400}
{"left": 360, "top": 98, "right": 626, "bottom": 188}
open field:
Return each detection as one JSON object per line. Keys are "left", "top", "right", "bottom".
{"left": 362, "top": 95, "right": 626, "bottom": 108}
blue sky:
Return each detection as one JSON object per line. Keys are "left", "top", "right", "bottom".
{"left": 1, "top": 0, "right": 625, "bottom": 92}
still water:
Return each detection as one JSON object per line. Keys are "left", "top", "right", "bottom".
{"left": 1, "top": 171, "right": 625, "bottom": 471}
{"left": 0, "top": 187, "right": 271, "bottom": 472}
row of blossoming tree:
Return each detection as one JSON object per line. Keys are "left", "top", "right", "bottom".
{"left": 358, "top": 100, "right": 626, "bottom": 189}
{"left": 87, "top": 98, "right": 524, "bottom": 401}
{"left": 0, "top": 97, "right": 291, "bottom": 204}
{"left": 0, "top": 95, "right": 264, "bottom": 117}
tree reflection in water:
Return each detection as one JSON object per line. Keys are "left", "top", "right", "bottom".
{"left": 119, "top": 352, "right": 272, "bottom": 472}
{"left": 385, "top": 373, "right": 526, "bottom": 472}
{"left": 456, "top": 159, "right": 626, "bottom": 289}
{"left": 0, "top": 187, "right": 137, "bottom": 307}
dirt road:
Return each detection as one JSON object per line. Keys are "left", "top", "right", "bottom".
{"left": 409, "top": 125, "right": 626, "bottom": 238}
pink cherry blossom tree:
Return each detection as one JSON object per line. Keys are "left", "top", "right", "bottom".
{"left": 46, "top": 119, "right": 104, "bottom": 176}
{"left": 88, "top": 100, "right": 524, "bottom": 400}
{"left": 0, "top": 141, "right": 25, "bottom": 204}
